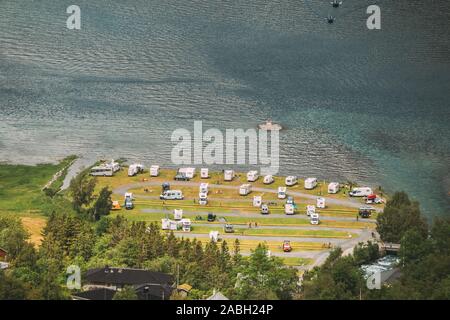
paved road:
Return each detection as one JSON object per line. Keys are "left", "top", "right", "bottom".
{"left": 113, "top": 180, "right": 381, "bottom": 211}
{"left": 140, "top": 208, "right": 376, "bottom": 223}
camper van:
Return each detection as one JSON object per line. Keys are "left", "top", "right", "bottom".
{"left": 150, "top": 165, "right": 160, "bottom": 177}
{"left": 181, "top": 219, "right": 191, "bottom": 232}
{"left": 199, "top": 183, "right": 209, "bottom": 194}
{"left": 310, "top": 213, "right": 320, "bottom": 225}
{"left": 263, "top": 175, "right": 274, "bottom": 184}
{"left": 124, "top": 196, "right": 134, "bottom": 210}
{"left": 239, "top": 184, "right": 252, "bottom": 196}
{"left": 260, "top": 204, "right": 269, "bottom": 214}
{"left": 105, "top": 159, "right": 121, "bottom": 173}
{"left": 278, "top": 187, "right": 287, "bottom": 199}
{"left": 349, "top": 187, "right": 373, "bottom": 197}
{"left": 128, "top": 163, "right": 144, "bottom": 176}
{"left": 200, "top": 168, "right": 209, "bottom": 179}
{"left": 328, "top": 182, "right": 340, "bottom": 194}
{"left": 198, "top": 192, "right": 208, "bottom": 205}
{"left": 178, "top": 167, "right": 195, "bottom": 179}
{"left": 285, "top": 203, "right": 295, "bottom": 215}
{"left": 306, "top": 205, "right": 316, "bottom": 216}
{"left": 304, "top": 177, "right": 318, "bottom": 190}
{"left": 285, "top": 176, "right": 298, "bottom": 186}
{"left": 90, "top": 166, "right": 113, "bottom": 177}
{"left": 253, "top": 196, "right": 262, "bottom": 207}
{"left": 224, "top": 170, "right": 235, "bottom": 181}
{"left": 247, "top": 170, "right": 259, "bottom": 182}
{"left": 317, "top": 197, "right": 326, "bottom": 209}
{"left": 174, "top": 209, "right": 183, "bottom": 220}
{"left": 160, "top": 190, "right": 184, "bottom": 200}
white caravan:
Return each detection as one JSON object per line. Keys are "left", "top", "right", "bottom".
{"left": 150, "top": 165, "right": 160, "bottom": 177}
{"left": 128, "top": 163, "right": 144, "bottom": 176}
{"left": 263, "top": 175, "right": 274, "bottom": 184}
{"left": 278, "top": 187, "right": 287, "bottom": 199}
{"left": 181, "top": 219, "right": 191, "bottom": 232}
{"left": 160, "top": 190, "right": 184, "bottom": 200}
{"left": 310, "top": 213, "right": 320, "bottom": 225}
{"left": 124, "top": 192, "right": 133, "bottom": 200}
{"left": 174, "top": 209, "right": 183, "bottom": 220}
{"left": 161, "top": 218, "right": 177, "bottom": 231}
{"left": 253, "top": 195, "right": 262, "bottom": 207}
{"left": 285, "top": 203, "right": 295, "bottom": 215}
{"left": 317, "top": 197, "right": 326, "bottom": 209}
{"left": 349, "top": 187, "right": 373, "bottom": 197}
{"left": 200, "top": 168, "right": 209, "bottom": 179}
{"left": 328, "top": 182, "right": 340, "bottom": 194}
{"left": 306, "top": 205, "right": 316, "bottom": 216}
{"left": 304, "top": 177, "right": 318, "bottom": 190}
{"left": 178, "top": 167, "right": 196, "bottom": 179}
{"left": 224, "top": 170, "right": 235, "bottom": 181}
{"left": 247, "top": 170, "right": 259, "bottom": 182}
{"left": 209, "top": 231, "right": 219, "bottom": 242}
{"left": 239, "top": 184, "right": 252, "bottom": 196}
{"left": 198, "top": 192, "right": 208, "bottom": 205}
{"left": 90, "top": 166, "right": 113, "bottom": 177}
{"left": 285, "top": 176, "right": 298, "bottom": 186}
{"left": 199, "top": 183, "right": 209, "bottom": 194}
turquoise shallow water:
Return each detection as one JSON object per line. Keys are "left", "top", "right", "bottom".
{"left": 0, "top": 0, "right": 449, "bottom": 217}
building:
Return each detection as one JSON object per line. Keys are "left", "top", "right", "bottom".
{"left": 72, "top": 267, "right": 175, "bottom": 300}
{"left": 206, "top": 290, "right": 229, "bottom": 300}
{"left": 0, "top": 247, "right": 7, "bottom": 261}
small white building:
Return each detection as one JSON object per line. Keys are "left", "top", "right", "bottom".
{"left": 200, "top": 168, "right": 209, "bottom": 178}
{"left": 150, "top": 165, "right": 160, "bottom": 177}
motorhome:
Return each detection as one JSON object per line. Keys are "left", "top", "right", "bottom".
{"left": 304, "top": 177, "right": 318, "bottom": 190}
{"left": 285, "top": 176, "right": 298, "bottom": 186}
{"left": 178, "top": 167, "right": 196, "bottom": 179}
{"left": 349, "top": 187, "right": 373, "bottom": 197}
{"left": 150, "top": 165, "right": 160, "bottom": 177}
{"left": 174, "top": 209, "right": 183, "bottom": 220}
{"left": 105, "top": 159, "right": 121, "bottom": 172}
{"left": 124, "top": 197, "right": 134, "bottom": 210}
{"left": 199, "top": 183, "right": 209, "bottom": 194}
{"left": 317, "top": 197, "right": 326, "bottom": 209}
{"left": 239, "top": 184, "right": 252, "bottom": 196}
{"left": 124, "top": 192, "right": 133, "bottom": 200}
{"left": 161, "top": 218, "right": 177, "bottom": 231}
{"left": 310, "top": 213, "right": 320, "bottom": 225}
{"left": 285, "top": 203, "right": 295, "bottom": 215}
{"left": 200, "top": 168, "right": 209, "bottom": 179}
{"left": 306, "top": 205, "right": 316, "bottom": 216}
{"left": 260, "top": 204, "right": 269, "bottom": 214}
{"left": 263, "top": 175, "right": 274, "bottom": 184}
{"left": 253, "top": 196, "right": 262, "bottom": 207}
{"left": 328, "top": 182, "right": 340, "bottom": 194}
{"left": 90, "top": 166, "right": 113, "bottom": 177}
{"left": 160, "top": 190, "right": 184, "bottom": 200}
{"left": 181, "top": 219, "right": 191, "bottom": 232}
{"left": 128, "top": 163, "right": 144, "bottom": 176}
{"left": 247, "top": 170, "right": 259, "bottom": 182}
{"left": 224, "top": 170, "right": 235, "bottom": 181}
{"left": 199, "top": 192, "right": 208, "bottom": 205}
{"left": 278, "top": 187, "right": 287, "bottom": 199}
{"left": 209, "top": 231, "right": 219, "bottom": 242}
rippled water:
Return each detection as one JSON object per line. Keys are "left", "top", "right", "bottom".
{"left": 0, "top": 0, "right": 449, "bottom": 217}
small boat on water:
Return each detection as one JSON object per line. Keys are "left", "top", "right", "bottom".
{"left": 258, "top": 119, "right": 283, "bottom": 131}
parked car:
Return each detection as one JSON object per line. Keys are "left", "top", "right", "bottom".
{"left": 282, "top": 240, "right": 292, "bottom": 252}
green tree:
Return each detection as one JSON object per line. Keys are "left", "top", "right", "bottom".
{"left": 89, "top": 187, "right": 112, "bottom": 221}
{"left": 69, "top": 171, "right": 96, "bottom": 212}
{"left": 113, "top": 286, "right": 138, "bottom": 300}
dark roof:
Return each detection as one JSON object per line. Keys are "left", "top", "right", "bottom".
{"left": 0, "top": 247, "right": 7, "bottom": 253}
{"left": 72, "top": 288, "right": 116, "bottom": 300}
{"left": 84, "top": 267, "right": 173, "bottom": 286}
{"left": 135, "top": 283, "right": 174, "bottom": 300}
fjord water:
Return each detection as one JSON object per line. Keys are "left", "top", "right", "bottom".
{"left": 0, "top": 0, "right": 449, "bottom": 217}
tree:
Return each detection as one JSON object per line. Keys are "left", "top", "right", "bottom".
{"left": 0, "top": 271, "right": 27, "bottom": 300}
{"left": 113, "top": 286, "right": 138, "bottom": 300}
{"left": 69, "top": 171, "right": 96, "bottom": 212}
{"left": 89, "top": 187, "right": 112, "bottom": 221}
{"left": 376, "top": 192, "right": 428, "bottom": 242}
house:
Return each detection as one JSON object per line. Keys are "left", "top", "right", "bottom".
{"left": 206, "top": 290, "right": 229, "bottom": 300}
{"left": 72, "top": 267, "right": 175, "bottom": 300}
{"left": 0, "top": 247, "right": 7, "bottom": 261}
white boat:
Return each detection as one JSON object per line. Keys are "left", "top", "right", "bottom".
{"left": 258, "top": 119, "right": 282, "bottom": 131}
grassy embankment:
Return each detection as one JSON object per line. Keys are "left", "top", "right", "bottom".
{"left": 0, "top": 156, "right": 76, "bottom": 244}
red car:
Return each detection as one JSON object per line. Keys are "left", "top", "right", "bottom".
{"left": 282, "top": 240, "right": 292, "bottom": 252}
